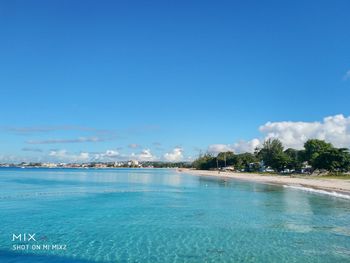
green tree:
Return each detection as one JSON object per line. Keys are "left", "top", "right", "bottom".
{"left": 192, "top": 153, "right": 216, "bottom": 170}
{"left": 303, "top": 139, "right": 333, "bottom": 169}
{"left": 235, "top": 153, "right": 258, "bottom": 171}
{"left": 313, "top": 148, "right": 350, "bottom": 173}
{"left": 217, "top": 151, "right": 235, "bottom": 167}
{"left": 284, "top": 148, "right": 303, "bottom": 171}
{"left": 257, "top": 138, "right": 288, "bottom": 172}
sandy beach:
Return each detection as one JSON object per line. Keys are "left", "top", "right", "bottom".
{"left": 178, "top": 169, "right": 350, "bottom": 197}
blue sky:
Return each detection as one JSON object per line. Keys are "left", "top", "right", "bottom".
{"left": 1, "top": 0, "right": 350, "bottom": 162}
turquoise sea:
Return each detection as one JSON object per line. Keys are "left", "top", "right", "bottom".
{"left": 0, "top": 168, "right": 349, "bottom": 263}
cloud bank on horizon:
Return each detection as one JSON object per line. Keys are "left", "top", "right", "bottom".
{"left": 46, "top": 113, "right": 350, "bottom": 163}
{"left": 44, "top": 147, "right": 185, "bottom": 163}
{"left": 164, "top": 147, "right": 183, "bottom": 162}
{"left": 208, "top": 114, "right": 350, "bottom": 154}
{"left": 1, "top": 114, "right": 350, "bottom": 163}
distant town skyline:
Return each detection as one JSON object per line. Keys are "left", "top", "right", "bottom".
{"left": 1, "top": 1, "right": 350, "bottom": 163}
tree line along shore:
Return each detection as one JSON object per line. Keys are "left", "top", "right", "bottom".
{"left": 192, "top": 139, "right": 350, "bottom": 176}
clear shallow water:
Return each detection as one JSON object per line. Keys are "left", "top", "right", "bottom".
{"left": 0, "top": 168, "right": 349, "bottom": 263}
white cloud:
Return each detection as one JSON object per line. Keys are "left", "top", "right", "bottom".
{"left": 79, "top": 152, "right": 90, "bottom": 160}
{"left": 208, "top": 114, "right": 350, "bottom": 154}
{"left": 49, "top": 150, "right": 68, "bottom": 159}
{"left": 208, "top": 144, "right": 232, "bottom": 154}
{"left": 46, "top": 148, "right": 156, "bottom": 162}
{"left": 186, "top": 156, "right": 194, "bottom": 162}
{"left": 92, "top": 150, "right": 122, "bottom": 161}
{"left": 164, "top": 147, "right": 183, "bottom": 162}
{"left": 131, "top": 149, "right": 156, "bottom": 161}
{"left": 343, "top": 70, "right": 350, "bottom": 80}
{"left": 49, "top": 150, "right": 90, "bottom": 162}
{"left": 49, "top": 149, "right": 124, "bottom": 162}
{"left": 139, "top": 149, "right": 154, "bottom": 160}
{"left": 105, "top": 150, "right": 120, "bottom": 157}
{"left": 259, "top": 114, "right": 350, "bottom": 149}
{"left": 208, "top": 139, "right": 260, "bottom": 154}
{"left": 232, "top": 138, "right": 261, "bottom": 153}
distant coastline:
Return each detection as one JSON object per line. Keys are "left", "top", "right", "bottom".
{"left": 0, "top": 161, "right": 190, "bottom": 169}
{"left": 179, "top": 168, "right": 350, "bottom": 199}
{"left": 0, "top": 166, "right": 177, "bottom": 170}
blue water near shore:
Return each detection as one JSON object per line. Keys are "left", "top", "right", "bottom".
{"left": 0, "top": 168, "right": 349, "bottom": 263}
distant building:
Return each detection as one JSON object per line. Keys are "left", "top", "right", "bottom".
{"left": 127, "top": 160, "right": 139, "bottom": 167}
{"left": 42, "top": 163, "right": 57, "bottom": 168}
{"left": 114, "top": 162, "right": 123, "bottom": 167}
{"left": 94, "top": 163, "right": 108, "bottom": 168}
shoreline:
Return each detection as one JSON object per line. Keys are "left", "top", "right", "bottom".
{"left": 178, "top": 168, "right": 350, "bottom": 198}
